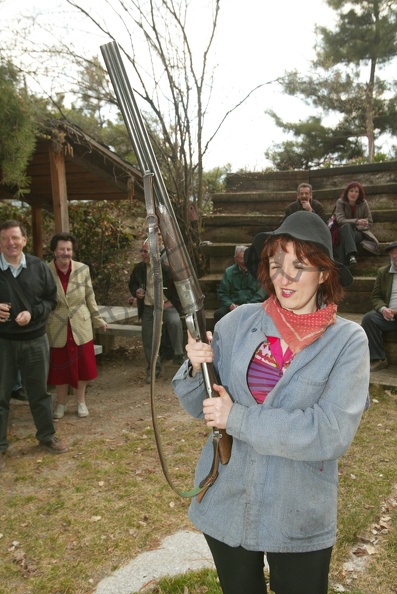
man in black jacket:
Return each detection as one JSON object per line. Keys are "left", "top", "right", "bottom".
{"left": 283, "top": 183, "right": 327, "bottom": 223}
{"left": 128, "top": 239, "right": 185, "bottom": 383}
{"left": 0, "top": 220, "right": 68, "bottom": 469}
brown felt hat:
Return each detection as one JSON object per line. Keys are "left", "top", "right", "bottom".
{"left": 244, "top": 211, "right": 353, "bottom": 287}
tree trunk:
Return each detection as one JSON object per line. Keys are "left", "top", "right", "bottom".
{"left": 366, "top": 57, "right": 376, "bottom": 163}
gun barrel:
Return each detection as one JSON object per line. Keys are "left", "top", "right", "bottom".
{"left": 100, "top": 41, "right": 204, "bottom": 315}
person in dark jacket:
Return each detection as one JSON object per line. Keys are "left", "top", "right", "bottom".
{"left": 0, "top": 220, "right": 68, "bottom": 469}
{"left": 283, "top": 183, "right": 327, "bottom": 223}
{"left": 361, "top": 242, "right": 397, "bottom": 371}
{"left": 128, "top": 239, "right": 184, "bottom": 383}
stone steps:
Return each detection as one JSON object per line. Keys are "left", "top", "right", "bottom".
{"left": 197, "top": 162, "right": 397, "bottom": 380}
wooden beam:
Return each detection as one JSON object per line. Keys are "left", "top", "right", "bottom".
{"left": 49, "top": 145, "right": 70, "bottom": 232}
{"left": 31, "top": 203, "right": 43, "bottom": 258}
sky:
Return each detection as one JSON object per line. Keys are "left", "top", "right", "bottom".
{"left": 1, "top": 0, "right": 336, "bottom": 171}
{"left": 202, "top": 0, "right": 336, "bottom": 169}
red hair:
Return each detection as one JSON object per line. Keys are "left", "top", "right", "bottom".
{"left": 258, "top": 236, "right": 344, "bottom": 305}
{"left": 340, "top": 181, "right": 366, "bottom": 204}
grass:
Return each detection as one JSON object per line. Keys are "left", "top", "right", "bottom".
{"left": 0, "top": 383, "right": 396, "bottom": 594}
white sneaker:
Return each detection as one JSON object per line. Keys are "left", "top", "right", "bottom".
{"left": 77, "top": 403, "right": 89, "bottom": 418}
{"left": 53, "top": 404, "right": 65, "bottom": 419}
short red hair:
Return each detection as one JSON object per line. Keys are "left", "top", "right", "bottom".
{"left": 258, "top": 236, "right": 344, "bottom": 305}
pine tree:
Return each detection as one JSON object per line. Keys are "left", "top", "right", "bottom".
{"left": 266, "top": 0, "right": 397, "bottom": 169}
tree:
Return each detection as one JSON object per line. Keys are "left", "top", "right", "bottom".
{"left": 267, "top": 0, "right": 397, "bottom": 169}
{"left": 0, "top": 60, "right": 37, "bottom": 193}
{"left": 0, "top": 0, "right": 272, "bottom": 270}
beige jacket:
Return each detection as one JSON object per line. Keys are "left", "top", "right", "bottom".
{"left": 46, "top": 260, "right": 105, "bottom": 347}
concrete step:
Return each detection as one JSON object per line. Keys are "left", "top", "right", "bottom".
{"left": 202, "top": 214, "right": 397, "bottom": 244}
{"left": 211, "top": 193, "right": 397, "bottom": 216}
{"left": 201, "top": 241, "right": 391, "bottom": 275}
{"left": 200, "top": 274, "right": 378, "bottom": 312}
{"left": 223, "top": 161, "right": 397, "bottom": 193}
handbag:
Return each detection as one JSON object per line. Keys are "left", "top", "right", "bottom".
{"left": 327, "top": 214, "right": 340, "bottom": 248}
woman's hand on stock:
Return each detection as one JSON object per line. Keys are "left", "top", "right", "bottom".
{"left": 186, "top": 330, "right": 213, "bottom": 373}
{"left": 203, "top": 383, "right": 233, "bottom": 429}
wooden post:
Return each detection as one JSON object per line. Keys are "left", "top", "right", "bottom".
{"left": 31, "top": 203, "right": 43, "bottom": 258}
{"left": 49, "top": 144, "right": 70, "bottom": 232}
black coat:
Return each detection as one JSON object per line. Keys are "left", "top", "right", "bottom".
{"left": 128, "top": 260, "right": 181, "bottom": 319}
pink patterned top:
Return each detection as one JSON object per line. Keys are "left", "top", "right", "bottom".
{"left": 247, "top": 337, "right": 294, "bottom": 404}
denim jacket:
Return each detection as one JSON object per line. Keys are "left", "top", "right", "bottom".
{"left": 172, "top": 303, "right": 369, "bottom": 553}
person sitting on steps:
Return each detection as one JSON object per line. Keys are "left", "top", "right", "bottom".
{"left": 334, "top": 181, "right": 379, "bottom": 267}
{"left": 361, "top": 242, "right": 397, "bottom": 372}
{"left": 214, "top": 246, "right": 266, "bottom": 325}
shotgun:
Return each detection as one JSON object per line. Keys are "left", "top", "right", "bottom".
{"left": 100, "top": 41, "right": 232, "bottom": 499}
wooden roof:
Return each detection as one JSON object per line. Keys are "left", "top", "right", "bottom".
{"left": 0, "top": 120, "right": 144, "bottom": 207}
{"left": 0, "top": 120, "right": 144, "bottom": 256}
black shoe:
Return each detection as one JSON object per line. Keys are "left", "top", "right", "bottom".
{"left": 11, "top": 388, "right": 28, "bottom": 401}
{"left": 173, "top": 355, "right": 185, "bottom": 366}
{"left": 348, "top": 255, "right": 357, "bottom": 266}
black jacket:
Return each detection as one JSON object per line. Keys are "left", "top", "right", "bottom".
{"left": 128, "top": 260, "right": 181, "bottom": 319}
{"left": 283, "top": 199, "right": 327, "bottom": 223}
{"left": 0, "top": 255, "right": 57, "bottom": 341}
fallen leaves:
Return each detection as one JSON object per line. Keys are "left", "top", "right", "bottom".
{"left": 8, "top": 541, "right": 36, "bottom": 577}
{"left": 342, "top": 483, "right": 397, "bottom": 586}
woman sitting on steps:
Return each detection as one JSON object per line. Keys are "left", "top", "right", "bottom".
{"left": 334, "top": 180, "right": 380, "bottom": 267}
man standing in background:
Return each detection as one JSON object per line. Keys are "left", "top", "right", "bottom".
{"left": 0, "top": 220, "right": 68, "bottom": 470}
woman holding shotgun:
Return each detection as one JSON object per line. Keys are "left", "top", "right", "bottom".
{"left": 173, "top": 211, "right": 369, "bottom": 594}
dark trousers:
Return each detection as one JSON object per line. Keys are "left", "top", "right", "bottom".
{"left": 361, "top": 309, "right": 397, "bottom": 361}
{"left": 204, "top": 534, "right": 332, "bottom": 594}
{"left": 0, "top": 335, "right": 55, "bottom": 451}
{"left": 338, "top": 224, "right": 364, "bottom": 263}
{"left": 214, "top": 305, "right": 231, "bottom": 325}
{"left": 141, "top": 304, "right": 184, "bottom": 372}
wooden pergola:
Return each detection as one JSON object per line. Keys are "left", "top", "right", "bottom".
{"left": 0, "top": 120, "right": 144, "bottom": 257}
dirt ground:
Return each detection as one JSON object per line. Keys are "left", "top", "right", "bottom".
{"left": 7, "top": 336, "right": 189, "bottom": 458}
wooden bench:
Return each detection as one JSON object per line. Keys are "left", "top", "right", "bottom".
{"left": 95, "top": 305, "right": 141, "bottom": 354}
{"left": 96, "top": 323, "right": 142, "bottom": 337}
{"left": 95, "top": 322, "right": 142, "bottom": 354}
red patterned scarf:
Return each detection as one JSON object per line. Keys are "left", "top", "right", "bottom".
{"left": 262, "top": 294, "right": 337, "bottom": 354}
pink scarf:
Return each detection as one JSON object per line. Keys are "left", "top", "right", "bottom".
{"left": 262, "top": 294, "right": 337, "bottom": 354}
